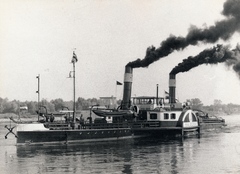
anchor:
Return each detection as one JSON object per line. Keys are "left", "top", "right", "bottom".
{"left": 4, "top": 124, "right": 18, "bottom": 139}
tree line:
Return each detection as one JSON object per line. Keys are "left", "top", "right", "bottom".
{"left": 186, "top": 98, "right": 240, "bottom": 115}
{"left": 0, "top": 97, "right": 114, "bottom": 115}
{"left": 0, "top": 97, "right": 240, "bottom": 116}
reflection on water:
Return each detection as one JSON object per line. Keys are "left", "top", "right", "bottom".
{"left": 1, "top": 114, "right": 240, "bottom": 174}
{"left": 13, "top": 137, "right": 203, "bottom": 174}
{"left": 16, "top": 140, "right": 135, "bottom": 174}
{"left": 16, "top": 138, "right": 186, "bottom": 174}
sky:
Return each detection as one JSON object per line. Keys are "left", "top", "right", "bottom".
{"left": 1, "top": 0, "right": 240, "bottom": 105}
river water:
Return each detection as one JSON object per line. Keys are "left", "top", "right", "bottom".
{"left": 1, "top": 115, "right": 240, "bottom": 174}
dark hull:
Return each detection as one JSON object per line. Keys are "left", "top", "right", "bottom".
{"left": 131, "top": 120, "right": 225, "bottom": 137}
{"left": 132, "top": 126, "right": 199, "bottom": 137}
{"left": 15, "top": 120, "right": 226, "bottom": 145}
{"left": 17, "top": 128, "right": 133, "bottom": 145}
{"left": 132, "top": 122, "right": 225, "bottom": 138}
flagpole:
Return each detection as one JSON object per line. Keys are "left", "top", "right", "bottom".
{"left": 73, "top": 61, "right": 76, "bottom": 129}
{"left": 36, "top": 74, "right": 40, "bottom": 122}
{"left": 115, "top": 82, "right": 117, "bottom": 101}
{"left": 116, "top": 81, "right": 122, "bottom": 103}
{"left": 71, "top": 50, "right": 78, "bottom": 129}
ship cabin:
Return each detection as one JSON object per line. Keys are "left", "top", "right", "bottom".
{"left": 132, "top": 96, "right": 199, "bottom": 129}
{"left": 132, "top": 96, "right": 161, "bottom": 110}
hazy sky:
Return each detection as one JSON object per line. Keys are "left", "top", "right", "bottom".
{"left": 1, "top": 0, "right": 240, "bottom": 105}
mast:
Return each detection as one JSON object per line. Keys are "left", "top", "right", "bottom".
{"left": 71, "top": 51, "right": 78, "bottom": 129}
{"left": 73, "top": 60, "right": 76, "bottom": 127}
{"left": 36, "top": 74, "right": 40, "bottom": 122}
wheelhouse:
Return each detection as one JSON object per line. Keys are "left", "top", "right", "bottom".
{"left": 131, "top": 96, "right": 199, "bottom": 129}
{"left": 146, "top": 109, "right": 198, "bottom": 128}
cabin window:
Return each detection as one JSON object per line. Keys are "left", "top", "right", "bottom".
{"left": 164, "top": 113, "right": 169, "bottom": 119}
{"left": 184, "top": 113, "right": 190, "bottom": 122}
{"left": 108, "top": 116, "right": 111, "bottom": 119}
{"left": 191, "top": 113, "right": 197, "bottom": 121}
{"left": 150, "top": 113, "right": 157, "bottom": 119}
{"left": 171, "top": 113, "right": 176, "bottom": 119}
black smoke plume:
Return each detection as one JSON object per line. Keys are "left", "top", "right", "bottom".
{"left": 127, "top": 0, "right": 240, "bottom": 68}
{"left": 170, "top": 44, "right": 240, "bottom": 76}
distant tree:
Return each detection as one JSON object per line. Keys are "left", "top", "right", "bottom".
{"left": 214, "top": 99, "right": 222, "bottom": 106}
{"left": 76, "top": 97, "right": 84, "bottom": 110}
{"left": 75, "top": 97, "right": 100, "bottom": 110}
{"left": 0, "top": 97, "right": 7, "bottom": 113}
{"left": 186, "top": 98, "right": 203, "bottom": 110}
{"left": 51, "top": 98, "right": 64, "bottom": 111}
{"left": 202, "top": 105, "right": 214, "bottom": 112}
{"left": 213, "top": 99, "right": 222, "bottom": 113}
{"left": 80, "top": 98, "right": 91, "bottom": 110}
{"left": 26, "top": 101, "right": 38, "bottom": 114}
{"left": 41, "top": 99, "right": 55, "bottom": 113}
{"left": 225, "top": 103, "right": 240, "bottom": 114}
{"left": 63, "top": 101, "right": 73, "bottom": 110}
{"left": 90, "top": 98, "right": 98, "bottom": 106}
{"left": 3, "top": 100, "right": 18, "bottom": 113}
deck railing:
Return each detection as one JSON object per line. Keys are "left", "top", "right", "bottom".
{"left": 82, "top": 122, "right": 130, "bottom": 129}
{"left": 132, "top": 121, "right": 161, "bottom": 128}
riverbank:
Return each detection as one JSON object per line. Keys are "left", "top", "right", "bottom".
{"left": 0, "top": 113, "right": 36, "bottom": 123}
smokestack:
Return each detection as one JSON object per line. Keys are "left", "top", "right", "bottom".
{"left": 169, "top": 74, "right": 176, "bottom": 104}
{"left": 122, "top": 66, "right": 133, "bottom": 110}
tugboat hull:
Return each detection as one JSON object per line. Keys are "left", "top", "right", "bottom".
{"left": 16, "top": 123, "right": 133, "bottom": 145}
{"left": 17, "top": 128, "right": 133, "bottom": 145}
